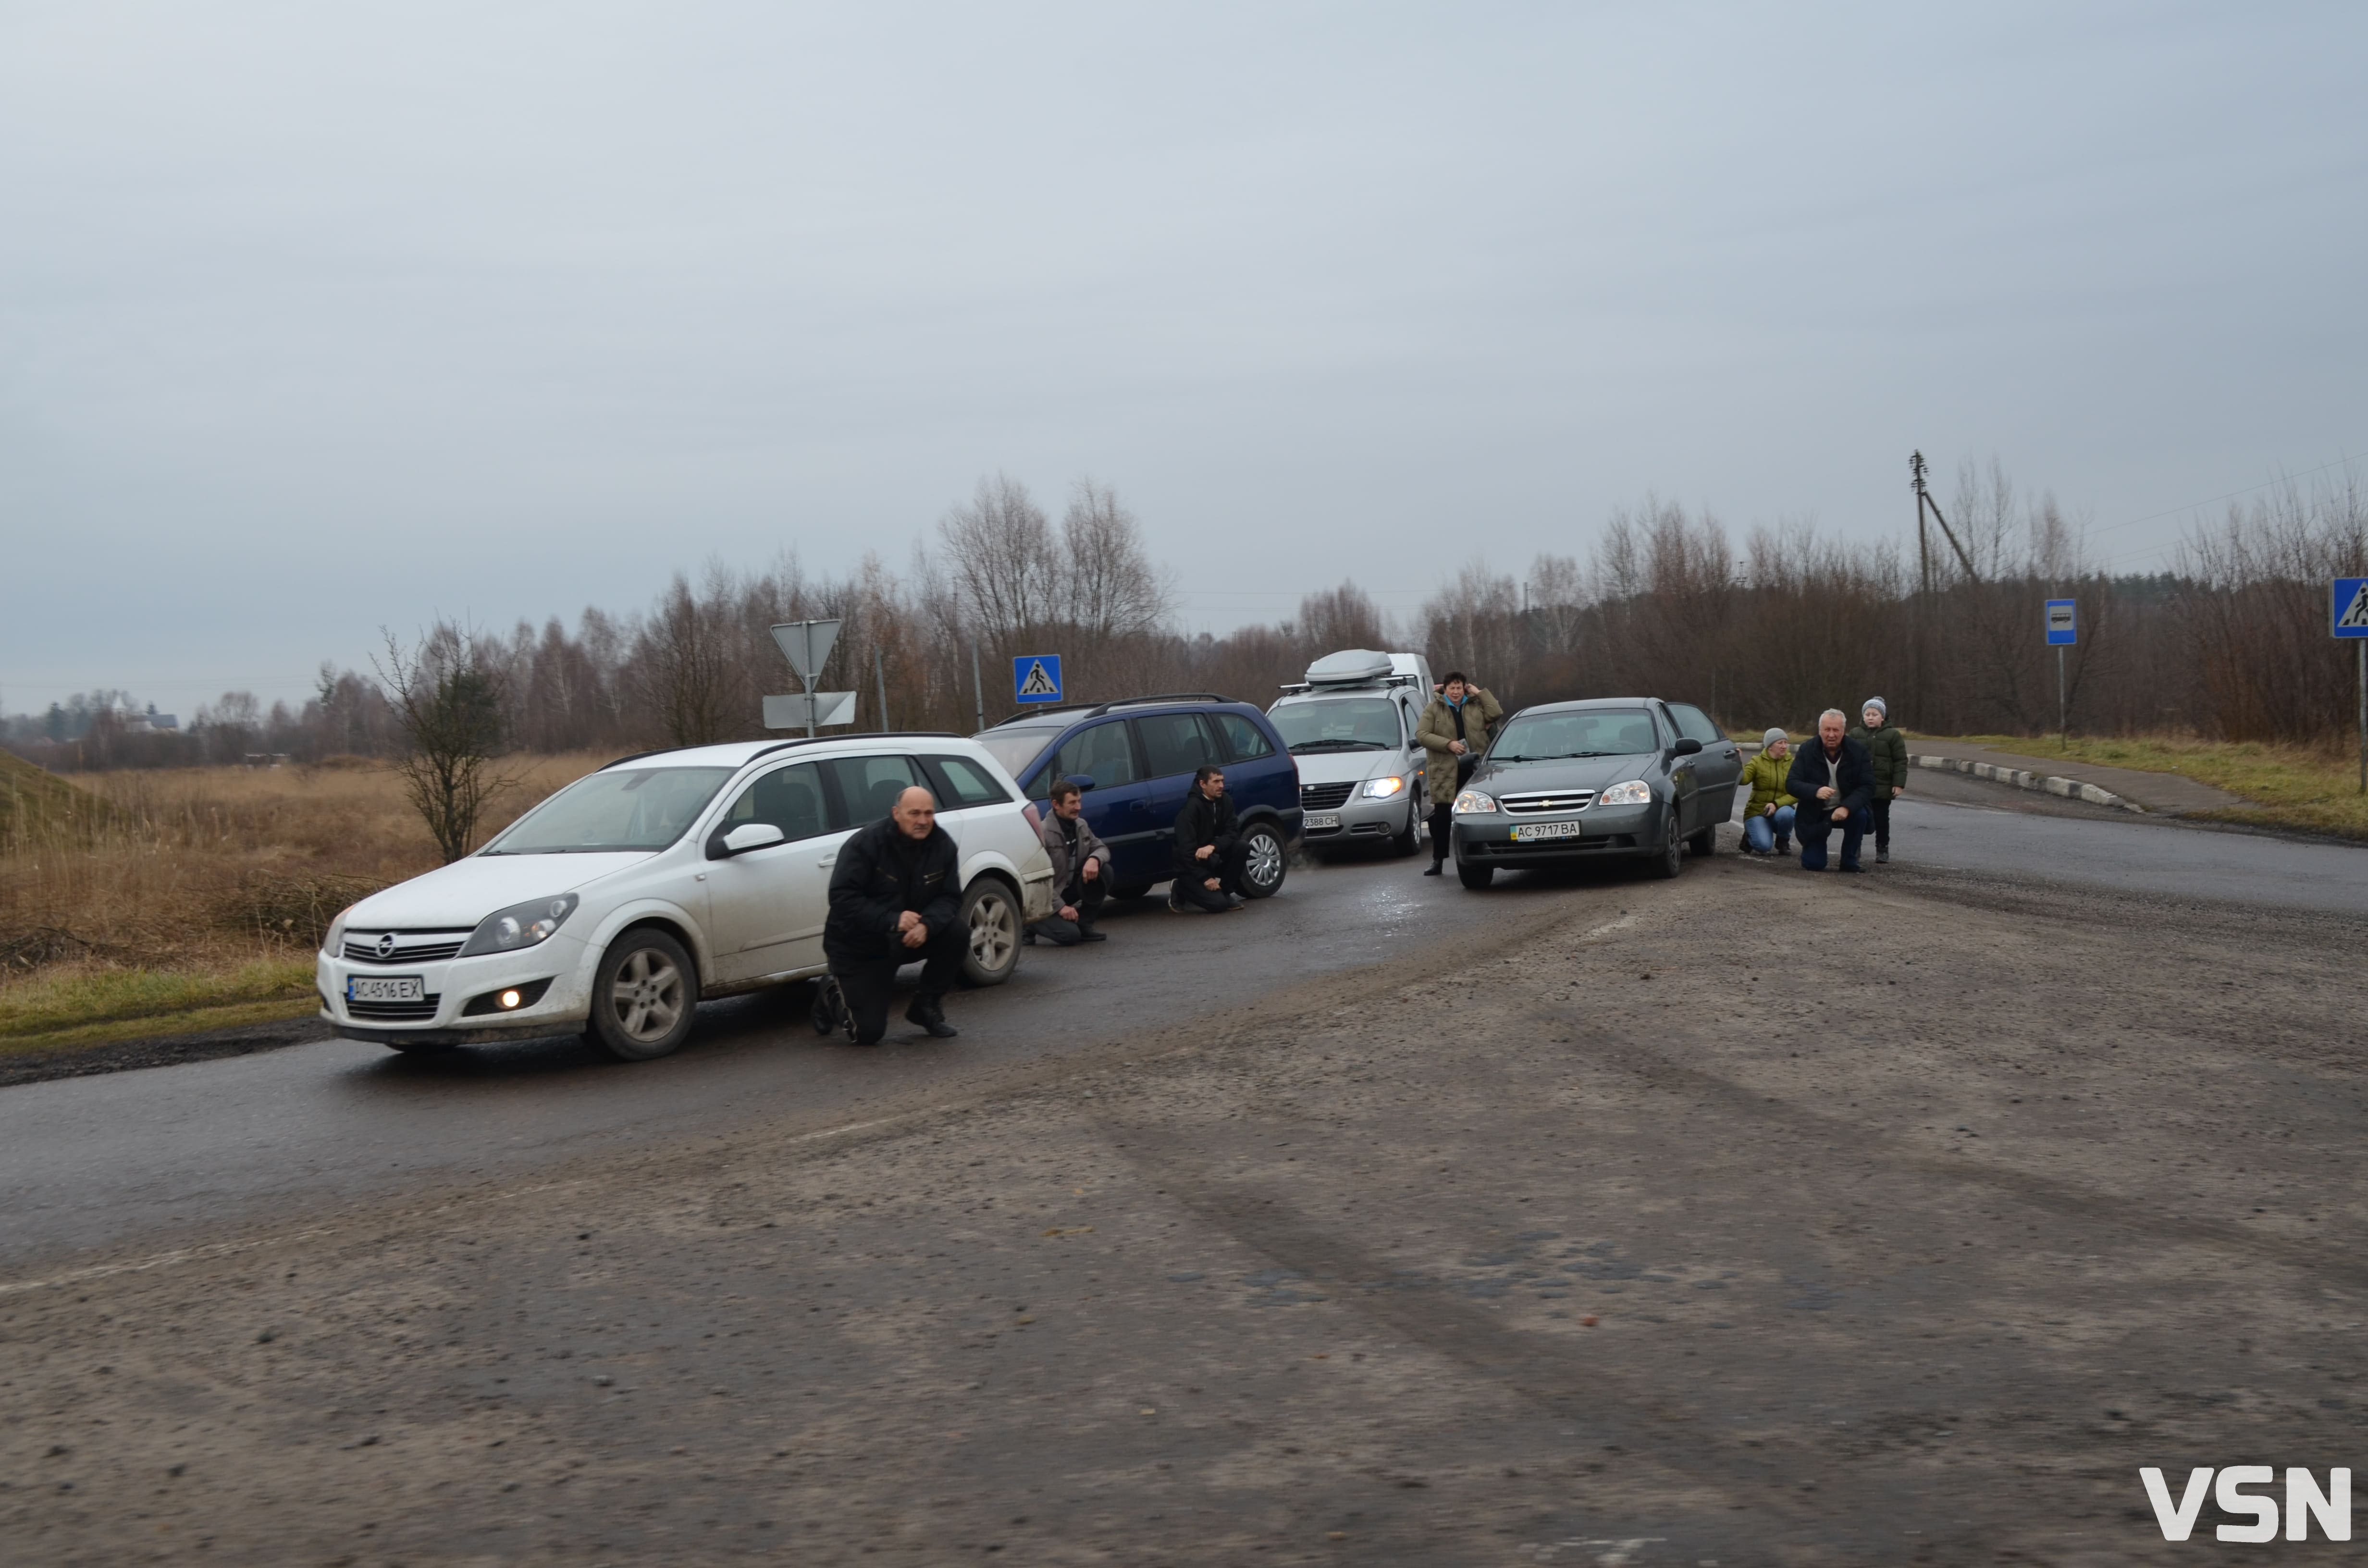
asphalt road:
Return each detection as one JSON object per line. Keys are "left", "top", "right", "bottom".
{"left": 0, "top": 843, "right": 1605, "bottom": 1267}
{"left": 6, "top": 775, "right": 2360, "bottom": 1273}
{"left": 11, "top": 778, "right": 2368, "bottom": 1564}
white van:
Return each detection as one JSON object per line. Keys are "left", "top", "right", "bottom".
{"left": 1268, "top": 649, "right": 1435, "bottom": 856}
{"left": 317, "top": 735, "right": 1054, "bottom": 1062}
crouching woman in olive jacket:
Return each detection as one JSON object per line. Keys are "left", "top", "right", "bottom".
{"left": 1739, "top": 728, "right": 1798, "bottom": 855}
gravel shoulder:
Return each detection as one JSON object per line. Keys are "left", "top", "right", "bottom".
{"left": 4, "top": 846, "right": 2362, "bottom": 1564}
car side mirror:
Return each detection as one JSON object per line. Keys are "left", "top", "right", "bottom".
{"left": 1068, "top": 774, "right": 1098, "bottom": 792}
{"left": 710, "top": 821, "right": 787, "bottom": 859}
{"left": 1672, "top": 737, "right": 1703, "bottom": 757}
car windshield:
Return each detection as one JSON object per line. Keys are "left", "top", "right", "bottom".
{"left": 1492, "top": 709, "right": 1659, "bottom": 761}
{"left": 974, "top": 726, "right": 1062, "bottom": 781}
{"left": 1270, "top": 698, "right": 1400, "bottom": 752}
{"left": 483, "top": 766, "right": 736, "bottom": 854}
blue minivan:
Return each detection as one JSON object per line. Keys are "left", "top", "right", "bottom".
{"left": 973, "top": 695, "right": 1302, "bottom": 900}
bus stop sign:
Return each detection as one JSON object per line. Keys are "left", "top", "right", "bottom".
{"left": 2045, "top": 600, "right": 2077, "bottom": 646}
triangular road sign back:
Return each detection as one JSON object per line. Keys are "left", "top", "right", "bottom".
{"left": 770, "top": 620, "right": 841, "bottom": 682}
{"left": 2339, "top": 582, "right": 2368, "bottom": 631}
{"left": 1017, "top": 660, "right": 1060, "bottom": 698}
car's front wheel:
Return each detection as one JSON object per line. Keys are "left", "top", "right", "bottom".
{"left": 1391, "top": 802, "right": 1421, "bottom": 857}
{"left": 1456, "top": 857, "right": 1494, "bottom": 889}
{"left": 957, "top": 877, "right": 1021, "bottom": 987}
{"left": 1653, "top": 825, "right": 1684, "bottom": 880}
{"left": 1237, "top": 821, "right": 1287, "bottom": 898}
{"left": 588, "top": 929, "right": 698, "bottom": 1061}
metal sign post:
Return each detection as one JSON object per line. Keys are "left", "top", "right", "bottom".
{"left": 1012, "top": 654, "right": 1063, "bottom": 706}
{"left": 2332, "top": 578, "right": 2368, "bottom": 792}
{"left": 2044, "top": 599, "right": 2076, "bottom": 746}
{"left": 766, "top": 619, "right": 854, "bottom": 736}
{"left": 971, "top": 645, "right": 986, "bottom": 733}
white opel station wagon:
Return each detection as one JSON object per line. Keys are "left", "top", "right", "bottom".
{"left": 318, "top": 735, "right": 1055, "bottom": 1061}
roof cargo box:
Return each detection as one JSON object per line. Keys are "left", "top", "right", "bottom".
{"left": 1303, "top": 649, "right": 1394, "bottom": 686}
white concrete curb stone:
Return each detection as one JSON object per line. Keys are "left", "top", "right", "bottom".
{"left": 1911, "top": 755, "right": 2144, "bottom": 814}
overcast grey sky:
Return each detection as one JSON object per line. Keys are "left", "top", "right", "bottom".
{"left": 4, "top": 2, "right": 2363, "bottom": 714}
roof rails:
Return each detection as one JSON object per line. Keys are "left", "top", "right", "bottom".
{"left": 1275, "top": 672, "right": 1423, "bottom": 696}
{"left": 1085, "top": 692, "right": 1246, "bottom": 715}
{"left": 601, "top": 733, "right": 966, "bottom": 768}
{"left": 989, "top": 693, "right": 1250, "bottom": 728}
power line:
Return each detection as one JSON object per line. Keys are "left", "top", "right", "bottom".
{"left": 2088, "top": 449, "right": 2359, "bottom": 539}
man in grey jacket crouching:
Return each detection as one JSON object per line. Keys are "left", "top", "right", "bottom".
{"left": 1030, "top": 778, "right": 1110, "bottom": 945}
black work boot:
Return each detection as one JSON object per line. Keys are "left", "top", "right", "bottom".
{"left": 1422, "top": 858, "right": 1445, "bottom": 877}
{"left": 905, "top": 997, "right": 959, "bottom": 1039}
{"left": 811, "top": 977, "right": 857, "bottom": 1044}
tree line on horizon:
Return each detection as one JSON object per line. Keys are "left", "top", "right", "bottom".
{"left": 9, "top": 462, "right": 2365, "bottom": 776}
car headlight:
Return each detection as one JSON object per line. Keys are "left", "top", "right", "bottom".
{"left": 324, "top": 904, "right": 355, "bottom": 957}
{"left": 1361, "top": 775, "right": 1408, "bottom": 799}
{"left": 458, "top": 893, "right": 580, "bottom": 957}
{"left": 1597, "top": 780, "right": 1653, "bottom": 807}
{"left": 1452, "top": 788, "right": 1497, "bottom": 814}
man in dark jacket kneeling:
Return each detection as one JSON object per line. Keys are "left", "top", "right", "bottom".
{"left": 822, "top": 785, "right": 963, "bottom": 1042}
{"left": 1170, "top": 765, "right": 1247, "bottom": 913}
{"left": 1783, "top": 709, "right": 1875, "bottom": 873}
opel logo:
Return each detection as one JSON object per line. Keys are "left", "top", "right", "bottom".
{"left": 375, "top": 933, "right": 396, "bottom": 958}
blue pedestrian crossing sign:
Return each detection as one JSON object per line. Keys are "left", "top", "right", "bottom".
{"left": 1012, "top": 654, "right": 1063, "bottom": 703}
{"left": 2045, "top": 599, "right": 2077, "bottom": 646}
{"left": 2335, "top": 578, "right": 2368, "bottom": 639}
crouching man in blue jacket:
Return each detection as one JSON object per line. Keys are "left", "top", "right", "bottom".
{"left": 820, "top": 786, "right": 963, "bottom": 1042}
{"left": 1783, "top": 709, "right": 1875, "bottom": 873}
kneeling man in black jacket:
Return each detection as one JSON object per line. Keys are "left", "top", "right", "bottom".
{"left": 1783, "top": 709, "right": 1875, "bottom": 873}
{"left": 823, "top": 786, "right": 963, "bottom": 1042}
{"left": 1170, "top": 765, "right": 1248, "bottom": 913}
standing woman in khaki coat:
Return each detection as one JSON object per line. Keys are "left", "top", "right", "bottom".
{"left": 1415, "top": 672, "right": 1504, "bottom": 876}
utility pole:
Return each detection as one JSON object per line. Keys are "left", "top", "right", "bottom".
{"left": 874, "top": 649, "right": 892, "bottom": 732}
{"left": 971, "top": 643, "right": 986, "bottom": 733}
{"left": 1910, "top": 452, "right": 1934, "bottom": 720}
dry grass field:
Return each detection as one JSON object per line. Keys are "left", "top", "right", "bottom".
{"left": 0, "top": 752, "right": 606, "bottom": 1052}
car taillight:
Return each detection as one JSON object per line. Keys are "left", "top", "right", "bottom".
{"left": 1022, "top": 802, "right": 1042, "bottom": 832}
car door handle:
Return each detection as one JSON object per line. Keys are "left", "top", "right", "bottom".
{"left": 817, "top": 856, "right": 837, "bottom": 868}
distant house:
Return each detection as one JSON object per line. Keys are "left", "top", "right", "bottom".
{"left": 120, "top": 705, "right": 180, "bottom": 735}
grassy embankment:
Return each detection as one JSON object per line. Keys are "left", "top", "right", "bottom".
{"left": 0, "top": 750, "right": 603, "bottom": 1056}
{"left": 1940, "top": 733, "right": 2368, "bottom": 840}
{"left": 1733, "top": 727, "right": 2368, "bottom": 839}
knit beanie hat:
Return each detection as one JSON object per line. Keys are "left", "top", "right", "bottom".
{"left": 1862, "top": 697, "right": 1888, "bottom": 719}
{"left": 1762, "top": 727, "right": 1787, "bottom": 748}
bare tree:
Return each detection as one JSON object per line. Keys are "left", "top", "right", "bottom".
{"left": 375, "top": 623, "right": 511, "bottom": 863}
{"left": 1296, "top": 580, "right": 1387, "bottom": 653}
{"left": 635, "top": 567, "right": 742, "bottom": 747}
{"left": 1060, "top": 480, "right": 1173, "bottom": 643}
{"left": 939, "top": 474, "right": 1059, "bottom": 650}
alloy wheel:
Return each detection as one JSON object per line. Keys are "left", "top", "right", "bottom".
{"left": 609, "top": 948, "right": 684, "bottom": 1042}
{"left": 1244, "top": 828, "right": 1284, "bottom": 891}
{"left": 967, "top": 887, "right": 1016, "bottom": 974}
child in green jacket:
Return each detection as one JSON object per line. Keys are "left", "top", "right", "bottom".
{"left": 1846, "top": 698, "right": 1909, "bottom": 863}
